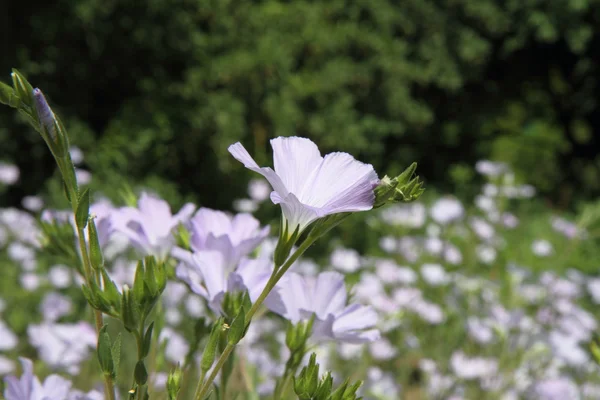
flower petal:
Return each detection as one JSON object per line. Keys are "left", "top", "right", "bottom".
{"left": 301, "top": 152, "right": 378, "bottom": 213}
{"left": 271, "top": 137, "right": 322, "bottom": 195}
{"left": 228, "top": 142, "right": 289, "bottom": 197}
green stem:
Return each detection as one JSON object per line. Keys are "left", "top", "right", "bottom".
{"left": 194, "top": 236, "right": 317, "bottom": 400}
{"left": 194, "top": 344, "right": 235, "bottom": 400}
{"left": 75, "top": 227, "right": 116, "bottom": 400}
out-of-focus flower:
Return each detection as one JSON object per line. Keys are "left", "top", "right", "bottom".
{"left": 330, "top": 247, "right": 362, "bottom": 273}
{"left": 380, "top": 203, "right": 426, "bottom": 228}
{"left": 420, "top": 263, "right": 450, "bottom": 286}
{"left": 476, "top": 245, "right": 497, "bottom": 264}
{"left": 450, "top": 351, "right": 498, "bottom": 380}
{"left": 531, "top": 239, "right": 553, "bottom": 257}
{"left": 48, "top": 265, "right": 72, "bottom": 289}
{"left": 233, "top": 199, "right": 258, "bottom": 213}
{"left": 0, "top": 355, "right": 15, "bottom": 375}
{"left": 113, "top": 192, "right": 195, "bottom": 259}
{"left": 159, "top": 327, "right": 190, "bottom": 364}
{"left": 430, "top": 197, "right": 464, "bottom": 225}
{"left": 269, "top": 271, "right": 380, "bottom": 343}
{"left": 183, "top": 208, "right": 269, "bottom": 269}
{"left": 41, "top": 292, "right": 73, "bottom": 322}
{"left": 20, "top": 273, "right": 42, "bottom": 291}
{"left": 69, "top": 146, "right": 84, "bottom": 165}
{"left": 74, "top": 169, "right": 91, "bottom": 185}
{"left": 0, "top": 162, "right": 19, "bottom": 185}
{"left": 229, "top": 136, "right": 378, "bottom": 235}
{"left": 176, "top": 253, "right": 274, "bottom": 313}
{"left": 0, "top": 320, "right": 18, "bottom": 351}
{"left": 530, "top": 377, "right": 579, "bottom": 400}
{"left": 22, "top": 196, "right": 44, "bottom": 212}
{"left": 4, "top": 358, "right": 72, "bottom": 400}
{"left": 0, "top": 209, "right": 41, "bottom": 247}
{"left": 248, "top": 178, "right": 271, "bottom": 202}
{"left": 470, "top": 217, "right": 495, "bottom": 241}
{"left": 475, "top": 161, "right": 508, "bottom": 178}
{"left": 551, "top": 217, "right": 583, "bottom": 239}
{"left": 28, "top": 322, "right": 96, "bottom": 375}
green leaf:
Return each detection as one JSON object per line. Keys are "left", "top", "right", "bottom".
{"left": 134, "top": 360, "right": 148, "bottom": 385}
{"left": 201, "top": 318, "right": 223, "bottom": 373}
{"left": 101, "top": 269, "right": 122, "bottom": 310}
{"left": 11, "top": 69, "right": 34, "bottom": 108}
{"left": 228, "top": 307, "right": 246, "bottom": 344}
{"left": 142, "top": 322, "right": 154, "bottom": 358}
{"left": 111, "top": 333, "right": 122, "bottom": 378}
{"left": 97, "top": 325, "right": 115, "bottom": 378}
{"left": 75, "top": 189, "right": 90, "bottom": 230}
{"left": 88, "top": 218, "right": 104, "bottom": 270}
{"left": 0, "top": 81, "right": 18, "bottom": 107}
{"left": 133, "top": 260, "right": 145, "bottom": 304}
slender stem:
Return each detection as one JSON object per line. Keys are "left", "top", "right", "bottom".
{"left": 195, "top": 344, "right": 236, "bottom": 400}
{"left": 76, "top": 228, "right": 116, "bottom": 400}
{"left": 274, "top": 374, "right": 292, "bottom": 400}
{"left": 195, "top": 236, "right": 317, "bottom": 400}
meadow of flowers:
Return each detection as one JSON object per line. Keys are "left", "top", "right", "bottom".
{"left": 2, "top": 72, "right": 600, "bottom": 400}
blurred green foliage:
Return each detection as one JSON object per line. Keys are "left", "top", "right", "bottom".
{"left": 2, "top": 0, "right": 600, "bottom": 208}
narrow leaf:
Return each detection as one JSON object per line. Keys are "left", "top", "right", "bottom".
{"left": 75, "top": 189, "right": 90, "bottom": 229}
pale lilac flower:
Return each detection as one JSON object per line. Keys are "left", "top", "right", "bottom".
{"left": 48, "top": 265, "right": 72, "bottom": 289}
{"left": 0, "top": 208, "right": 41, "bottom": 246}
{"left": 159, "top": 327, "right": 190, "bottom": 364}
{"left": 28, "top": 322, "right": 96, "bottom": 374}
{"left": 21, "top": 273, "right": 42, "bottom": 291}
{"left": 475, "top": 160, "right": 508, "bottom": 177}
{"left": 0, "top": 162, "right": 19, "bottom": 185}
{"left": 69, "top": 147, "right": 84, "bottom": 165}
{"left": 470, "top": 217, "right": 495, "bottom": 241}
{"left": 364, "top": 367, "right": 401, "bottom": 399}
{"left": 248, "top": 178, "right": 271, "bottom": 202}
{"left": 375, "top": 260, "right": 417, "bottom": 285}
{"left": 89, "top": 199, "right": 116, "bottom": 248}
{"left": 22, "top": 196, "right": 44, "bottom": 212}
{"left": 380, "top": 203, "right": 426, "bottom": 228}
{"left": 233, "top": 199, "right": 258, "bottom": 213}
{"left": 450, "top": 351, "right": 498, "bottom": 380}
{"left": 587, "top": 278, "right": 600, "bottom": 304}
{"left": 41, "top": 292, "right": 73, "bottom": 322}
{"left": 0, "top": 355, "right": 15, "bottom": 375}
{"left": 68, "top": 390, "right": 104, "bottom": 400}
{"left": 176, "top": 253, "right": 274, "bottom": 313}
{"left": 551, "top": 217, "right": 582, "bottom": 239}
{"left": 184, "top": 295, "right": 205, "bottom": 318}
{"left": 420, "top": 263, "right": 450, "bottom": 286}
{"left": 476, "top": 245, "right": 497, "bottom": 264}
{"left": 430, "top": 197, "right": 464, "bottom": 225}
{"left": 466, "top": 318, "right": 494, "bottom": 344}
{"left": 412, "top": 300, "right": 445, "bottom": 324}
{"left": 502, "top": 212, "right": 519, "bottom": 228}
{"left": 530, "top": 377, "right": 579, "bottom": 400}
{"left": 4, "top": 358, "right": 72, "bottom": 400}
{"left": 0, "top": 320, "right": 18, "bottom": 350}
{"left": 75, "top": 169, "right": 91, "bottom": 185}
{"left": 113, "top": 192, "right": 195, "bottom": 259}
{"left": 268, "top": 271, "right": 380, "bottom": 343}
{"left": 330, "top": 247, "right": 361, "bottom": 273}
{"left": 183, "top": 208, "right": 269, "bottom": 269}
{"left": 369, "top": 338, "right": 397, "bottom": 360}
{"left": 531, "top": 239, "right": 553, "bottom": 257}
{"left": 229, "top": 137, "right": 378, "bottom": 235}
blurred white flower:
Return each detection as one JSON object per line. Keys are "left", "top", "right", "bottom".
{"left": 330, "top": 247, "right": 362, "bottom": 273}
{"left": 48, "top": 264, "right": 72, "bottom": 289}
{"left": 466, "top": 317, "right": 494, "bottom": 344}
{"left": 20, "top": 273, "right": 42, "bottom": 291}
{"left": 430, "top": 197, "right": 464, "bottom": 225}
{"left": 233, "top": 198, "right": 258, "bottom": 213}
{"left": 476, "top": 245, "right": 497, "bottom": 264}
{"left": 531, "top": 239, "right": 553, "bottom": 257}
{"left": 530, "top": 377, "right": 579, "bottom": 400}
{"left": 475, "top": 160, "right": 508, "bottom": 178}
{"left": 0, "top": 320, "right": 18, "bottom": 351}
{"left": 450, "top": 351, "right": 498, "bottom": 380}
{"left": 248, "top": 178, "right": 271, "bottom": 202}
{"left": 159, "top": 327, "right": 190, "bottom": 364}
{"left": 369, "top": 338, "right": 398, "bottom": 360}
{"left": 0, "top": 355, "right": 15, "bottom": 375}
{"left": 75, "top": 169, "right": 92, "bottom": 185}
{"left": 4, "top": 358, "right": 73, "bottom": 400}
{"left": 0, "top": 162, "right": 19, "bottom": 185}
{"left": 470, "top": 217, "right": 495, "bottom": 241}
{"left": 21, "top": 196, "right": 44, "bottom": 212}
{"left": 380, "top": 203, "right": 426, "bottom": 228}
{"left": 69, "top": 146, "right": 84, "bottom": 165}
{"left": 28, "top": 322, "right": 96, "bottom": 374}
{"left": 420, "top": 263, "right": 450, "bottom": 286}
{"left": 41, "top": 292, "right": 73, "bottom": 322}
